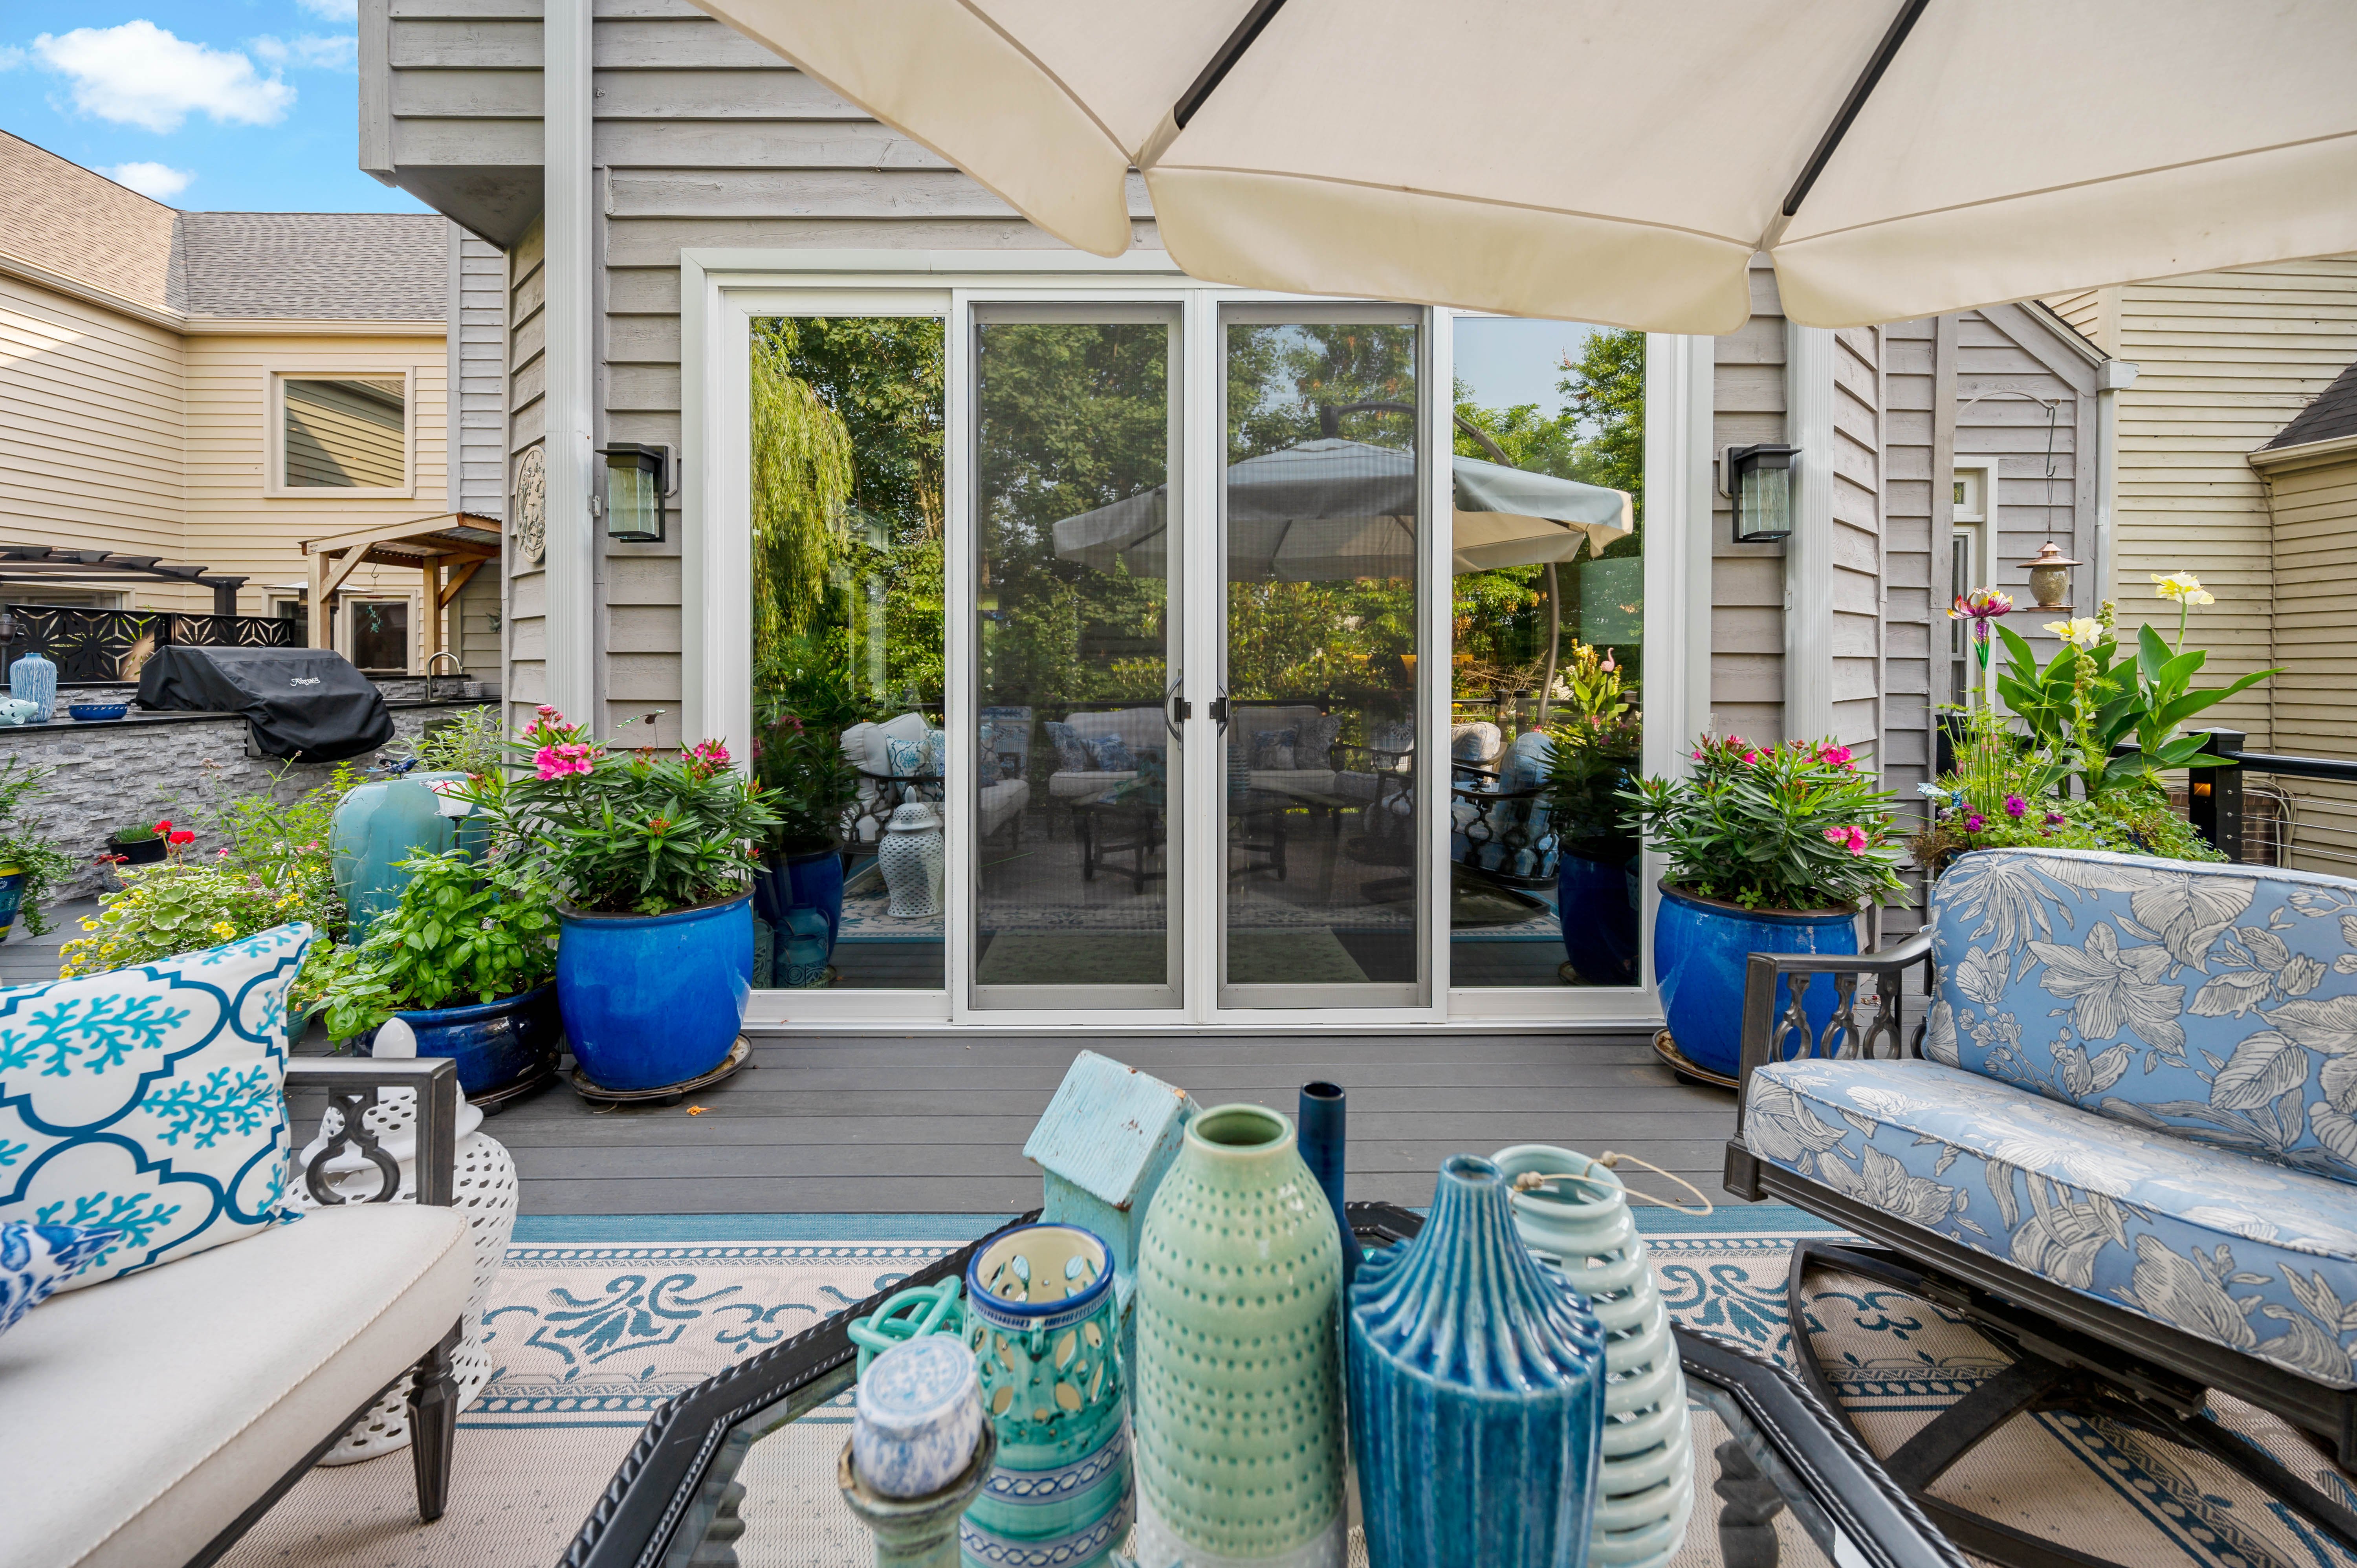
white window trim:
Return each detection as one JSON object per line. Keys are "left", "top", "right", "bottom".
{"left": 681, "top": 249, "right": 1710, "bottom": 1033}
{"left": 339, "top": 590, "right": 419, "bottom": 673}
{"left": 263, "top": 366, "right": 418, "bottom": 500}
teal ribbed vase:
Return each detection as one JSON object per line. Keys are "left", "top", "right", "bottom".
{"left": 1348, "top": 1154, "right": 1607, "bottom": 1568}
{"left": 1133, "top": 1103, "right": 1347, "bottom": 1568}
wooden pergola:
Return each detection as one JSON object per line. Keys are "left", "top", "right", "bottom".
{"left": 298, "top": 513, "right": 501, "bottom": 669}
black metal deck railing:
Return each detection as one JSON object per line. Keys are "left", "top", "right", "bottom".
{"left": 2185, "top": 729, "right": 2357, "bottom": 875}
{"left": 1, "top": 604, "right": 296, "bottom": 685}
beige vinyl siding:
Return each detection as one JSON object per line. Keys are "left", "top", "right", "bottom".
{"left": 182, "top": 330, "right": 446, "bottom": 623}
{"left": 2258, "top": 453, "right": 2357, "bottom": 874}
{"left": 1878, "top": 316, "right": 1937, "bottom": 808}
{"left": 1710, "top": 261, "right": 1787, "bottom": 740}
{"left": 2044, "top": 288, "right": 2112, "bottom": 355}
{"left": 456, "top": 559, "right": 501, "bottom": 676}
{"left": 1831, "top": 323, "right": 1883, "bottom": 752}
{"left": 0, "top": 273, "right": 185, "bottom": 568}
{"left": 453, "top": 229, "right": 510, "bottom": 519}
{"left": 2106, "top": 258, "right": 2357, "bottom": 746}
{"left": 505, "top": 214, "right": 547, "bottom": 731}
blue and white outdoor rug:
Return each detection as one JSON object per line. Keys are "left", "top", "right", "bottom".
{"left": 223, "top": 1206, "right": 2357, "bottom": 1568}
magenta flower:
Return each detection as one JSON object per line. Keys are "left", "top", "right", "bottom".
{"left": 1818, "top": 744, "right": 1854, "bottom": 769}
{"left": 533, "top": 741, "right": 597, "bottom": 781}
{"left": 2045, "top": 811, "right": 2066, "bottom": 826}
{"left": 1741, "top": 749, "right": 1759, "bottom": 764}
{"left": 2005, "top": 794, "right": 2027, "bottom": 818}
{"left": 1947, "top": 588, "right": 2014, "bottom": 647}
{"left": 1964, "top": 812, "right": 1987, "bottom": 833}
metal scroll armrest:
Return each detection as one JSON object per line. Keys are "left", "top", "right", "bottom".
{"left": 1725, "top": 932, "right": 1934, "bottom": 1200}
{"left": 286, "top": 1057, "right": 459, "bottom": 1208}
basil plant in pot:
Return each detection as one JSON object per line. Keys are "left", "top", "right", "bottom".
{"left": 1622, "top": 736, "right": 1907, "bottom": 1082}
{"left": 310, "top": 848, "right": 562, "bottom": 1101}
{"left": 468, "top": 707, "right": 779, "bottom": 1093}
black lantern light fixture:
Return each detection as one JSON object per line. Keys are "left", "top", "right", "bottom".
{"left": 597, "top": 443, "right": 670, "bottom": 544}
{"left": 1725, "top": 443, "right": 1799, "bottom": 544}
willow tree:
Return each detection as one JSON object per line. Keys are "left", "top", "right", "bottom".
{"left": 750, "top": 321, "right": 854, "bottom": 644}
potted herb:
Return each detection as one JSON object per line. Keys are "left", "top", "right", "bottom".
{"left": 106, "top": 819, "right": 169, "bottom": 865}
{"left": 1622, "top": 736, "right": 1906, "bottom": 1081}
{"left": 1541, "top": 644, "right": 1644, "bottom": 985}
{"left": 471, "top": 707, "right": 779, "bottom": 1092}
{"left": 308, "top": 849, "right": 561, "bottom": 1099}
{"left": 0, "top": 759, "right": 71, "bottom": 938}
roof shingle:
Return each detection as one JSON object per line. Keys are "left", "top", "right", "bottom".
{"left": 2262, "top": 359, "right": 2357, "bottom": 453}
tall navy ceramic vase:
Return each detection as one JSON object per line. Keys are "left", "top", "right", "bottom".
{"left": 1298, "top": 1081, "right": 1364, "bottom": 1287}
{"left": 1348, "top": 1154, "right": 1607, "bottom": 1568}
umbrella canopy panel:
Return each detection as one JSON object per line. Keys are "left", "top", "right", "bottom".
{"left": 1052, "top": 438, "right": 1630, "bottom": 581}
{"left": 687, "top": 0, "right": 2357, "bottom": 332}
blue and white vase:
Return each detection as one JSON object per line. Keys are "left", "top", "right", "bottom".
{"left": 960, "top": 1223, "right": 1130, "bottom": 1568}
{"left": 1348, "top": 1154, "right": 1607, "bottom": 1568}
{"left": 7, "top": 647, "right": 56, "bottom": 723}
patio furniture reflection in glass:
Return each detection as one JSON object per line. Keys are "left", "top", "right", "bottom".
{"left": 1076, "top": 775, "right": 1166, "bottom": 893}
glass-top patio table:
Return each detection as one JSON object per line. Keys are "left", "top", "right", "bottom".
{"left": 560, "top": 1205, "right": 1967, "bottom": 1568}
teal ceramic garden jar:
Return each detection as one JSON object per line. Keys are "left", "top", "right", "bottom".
{"left": 1133, "top": 1103, "right": 1347, "bottom": 1568}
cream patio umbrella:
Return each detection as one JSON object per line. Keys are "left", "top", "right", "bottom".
{"left": 682, "top": 0, "right": 2357, "bottom": 332}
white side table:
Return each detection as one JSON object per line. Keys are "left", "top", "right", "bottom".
{"left": 292, "top": 1019, "right": 520, "bottom": 1463}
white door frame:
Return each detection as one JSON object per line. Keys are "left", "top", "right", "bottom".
{"left": 682, "top": 249, "right": 1708, "bottom": 1033}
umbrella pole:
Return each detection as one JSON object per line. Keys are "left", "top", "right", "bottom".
{"left": 1537, "top": 562, "right": 1561, "bottom": 728}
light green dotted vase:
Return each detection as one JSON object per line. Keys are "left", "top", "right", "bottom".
{"left": 1132, "top": 1103, "right": 1347, "bottom": 1568}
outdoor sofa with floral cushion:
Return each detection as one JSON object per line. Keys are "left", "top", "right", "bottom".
{"left": 1724, "top": 847, "right": 2357, "bottom": 1544}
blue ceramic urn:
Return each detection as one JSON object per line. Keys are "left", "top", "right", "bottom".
{"left": 1348, "top": 1153, "right": 1607, "bottom": 1568}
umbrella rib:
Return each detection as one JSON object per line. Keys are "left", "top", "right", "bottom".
{"left": 1175, "top": 0, "right": 1289, "bottom": 130}
{"left": 1777, "top": 0, "right": 1929, "bottom": 228}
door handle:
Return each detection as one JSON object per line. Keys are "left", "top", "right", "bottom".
{"left": 1208, "top": 695, "right": 1230, "bottom": 731}
{"left": 1166, "top": 679, "right": 1190, "bottom": 740}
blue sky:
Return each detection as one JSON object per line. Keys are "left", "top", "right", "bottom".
{"left": 0, "top": 1, "right": 430, "bottom": 213}
{"left": 1453, "top": 317, "right": 1600, "bottom": 417}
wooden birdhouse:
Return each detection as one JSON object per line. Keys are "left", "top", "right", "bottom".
{"left": 1022, "top": 1050, "right": 1195, "bottom": 1362}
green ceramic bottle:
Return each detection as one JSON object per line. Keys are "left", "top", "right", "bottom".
{"left": 1132, "top": 1103, "right": 1347, "bottom": 1568}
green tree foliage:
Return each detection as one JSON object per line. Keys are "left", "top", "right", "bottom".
{"left": 749, "top": 321, "right": 854, "bottom": 643}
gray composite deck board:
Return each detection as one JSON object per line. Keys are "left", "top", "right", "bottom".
{"left": 483, "top": 1032, "right": 1746, "bottom": 1214}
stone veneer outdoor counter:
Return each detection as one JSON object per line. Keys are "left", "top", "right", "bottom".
{"left": 0, "top": 683, "right": 496, "bottom": 898}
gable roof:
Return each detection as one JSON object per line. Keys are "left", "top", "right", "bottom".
{"left": 2260, "top": 358, "right": 2357, "bottom": 453}
{"left": 0, "top": 131, "right": 445, "bottom": 326}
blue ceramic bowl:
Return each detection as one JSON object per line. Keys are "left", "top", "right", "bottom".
{"left": 68, "top": 703, "right": 128, "bottom": 722}
{"left": 373, "top": 982, "right": 561, "bottom": 1098}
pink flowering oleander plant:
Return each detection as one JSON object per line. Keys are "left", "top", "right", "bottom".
{"left": 466, "top": 708, "right": 780, "bottom": 916}
{"left": 1622, "top": 735, "right": 1906, "bottom": 912}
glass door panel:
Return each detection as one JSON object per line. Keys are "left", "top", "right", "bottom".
{"left": 1220, "top": 316, "right": 1423, "bottom": 1006}
{"left": 748, "top": 315, "right": 945, "bottom": 992}
{"left": 971, "top": 312, "right": 1180, "bottom": 1006}
{"left": 1446, "top": 318, "right": 1646, "bottom": 989}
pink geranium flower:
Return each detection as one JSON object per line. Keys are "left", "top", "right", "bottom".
{"left": 1818, "top": 744, "right": 1853, "bottom": 769}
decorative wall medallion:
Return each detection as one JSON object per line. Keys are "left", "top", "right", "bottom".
{"left": 513, "top": 446, "right": 547, "bottom": 566}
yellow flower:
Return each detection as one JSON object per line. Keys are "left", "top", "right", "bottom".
{"left": 79, "top": 918, "right": 96, "bottom": 931}
{"left": 2045, "top": 617, "right": 2106, "bottom": 648}
{"left": 2151, "top": 571, "right": 2214, "bottom": 606}
{"left": 210, "top": 921, "right": 236, "bottom": 941}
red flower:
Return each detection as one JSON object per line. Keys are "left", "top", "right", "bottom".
{"left": 168, "top": 830, "right": 195, "bottom": 846}
{"left": 154, "top": 819, "right": 171, "bottom": 833}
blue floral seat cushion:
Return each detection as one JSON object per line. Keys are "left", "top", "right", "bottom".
{"left": 1926, "top": 849, "right": 2357, "bottom": 1185}
{"left": 1747, "top": 1055, "right": 2357, "bottom": 1388}
{"left": 0, "top": 923, "right": 313, "bottom": 1291}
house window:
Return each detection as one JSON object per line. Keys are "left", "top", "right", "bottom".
{"left": 279, "top": 375, "right": 410, "bottom": 492}
{"left": 347, "top": 598, "right": 410, "bottom": 672}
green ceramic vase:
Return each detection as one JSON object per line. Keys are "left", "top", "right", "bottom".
{"left": 1133, "top": 1103, "right": 1347, "bottom": 1568}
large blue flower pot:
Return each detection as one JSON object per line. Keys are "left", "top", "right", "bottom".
{"left": 376, "top": 982, "right": 561, "bottom": 1098}
{"left": 754, "top": 844, "right": 843, "bottom": 962}
{"left": 1349, "top": 1154, "right": 1606, "bottom": 1568}
{"left": 557, "top": 893, "right": 753, "bottom": 1092}
{"left": 1653, "top": 883, "right": 1857, "bottom": 1080}
{"left": 1557, "top": 851, "right": 1640, "bottom": 986}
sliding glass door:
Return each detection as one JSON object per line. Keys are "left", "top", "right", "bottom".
{"left": 969, "top": 308, "right": 1182, "bottom": 1008}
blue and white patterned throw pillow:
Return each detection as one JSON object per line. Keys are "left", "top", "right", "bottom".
{"left": 885, "top": 734, "right": 929, "bottom": 779}
{"left": 1045, "top": 722, "right": 1092, "bottom": 773}
{"left": 0, "top": 1220, "right": 117, "bottom": 1337}
{"left": 1087, "top": 735, "right": 1136, "bottom": 774}
{"left": 0, "top": 923, "right": 313, "bottom": 1293}
{"left": 923, "top": 727, "right": 948, "bottom": 777}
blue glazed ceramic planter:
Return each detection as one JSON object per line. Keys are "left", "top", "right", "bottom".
{"left": 1348, "top": 1153, "right": 1607, "bottom": 1568}
{"left": 1652, "top": 884, "right": 1857, "bottom": 1079}
{"left": 756, "top": 843, "right": 844, "bottom": 963}
{"left": 557, "top": 893, "right": 752, "bottom": 1092}
{"left": 0, "top": 868, "right": 26, "bottom": 934}
{"left": 1558, "top": 852, "right": 1640, "bottom": 986}
{"left": 376, "top": 982, "right": 560, "bottom": 1098}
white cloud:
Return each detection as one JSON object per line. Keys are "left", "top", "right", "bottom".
{"left": 29, "top": 21, "right": 294, "bottom": 133}
{"left": 251, "top": 33, "right": 357, "bottom": 71}
{"left": 0, "top": 44, "right": 27, "bottom": 71}
{"left": 295, "top": 0, "right": 359, "bottom": 20}
{"left": 104, "top": 161, "right": 194, "bottom": 201}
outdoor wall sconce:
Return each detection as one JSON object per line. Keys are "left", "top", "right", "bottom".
{"left": 2019, "top": 539, "right": 2080, "bottom": 611}
{"left": 1723, "top": 444, "right": 1799, "bottom": 543}
{"left": 597, "top": 443, "right": 673, "bottom": 544}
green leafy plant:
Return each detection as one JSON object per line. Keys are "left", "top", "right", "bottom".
{"left": 0, "top": 758, "right": 73, "bottom": 936}
{"left": 391, "top": 705, "right": 506, "bottom": 777}
{"left": 1622, "top": 736, "right": 1906, "bottom": 912}
{"left": 1541, "top": 643, "right": 1642, "bottom": 849}
{"left": 59, "top": 861, "right": 343, "bottom": 1007}
{"left": 110, "top": 821, "right": 160, "bottom": 845}
{"left": 750, "top": 701, "right": 854, "bottom": 849}
{"left": 207, "top": 762, "right": 359, "bottom": 900}
{"left": 466, "top": 707, "right": 780, "bottom": 915}
{"left": 309, "top": 849, "right": 558, "bottom": 1041}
